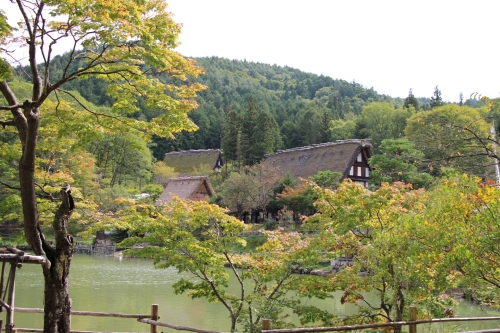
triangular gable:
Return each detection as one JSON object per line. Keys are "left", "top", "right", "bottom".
{"left": 155, "top": 176, "right": 214, "bottom": 206}
{"left": 262, "top": 140, "right": 372, "bottom": 180}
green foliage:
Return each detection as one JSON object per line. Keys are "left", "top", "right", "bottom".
{"left": 0, "top": 10, "right": 13, "bottom": 81}
{"left": 88, "top": 133, "right": 153, "bottom": 187}
{"left": 90, "top": 198, "right": 338, "bottom": 332}
{"left": 309, "top": 170, "right": 342, "bottom": 189}
{"left": 307, "top": 173, "right": 500, "bottom": 324}
{"left": 404, "top": 88, "right": 419, "bottom": 110}
{"left": 369, "top": 138, "right": 433, "bottom": 188}
{"left": 329, "top": 118, "right": 357, "bottom": 141}
{"left": 219, "top": 164, "right": 282, "bottom": 219}
{"left": 309, "top": 181, "right": 460, "bottom": 324}
{"left": 430, "top": 86, "right": 443, "bottom": 108}
{"left": 424, "top": 175, "right": 500, "bottom": 291}
{"left": 221, "top": 111, "right": 242, "bottom": 161}
{"left": 96, "top": 186, "right": 131, "bottom": 213}
{"left": 222, "top": 97, "right": 282, "bottom": 165}
{"left": 55, "top": 55, "right": 401, "bottom": 157}
{"left": 263, "top": 218, "right": 278, "bottom": 231}
{"left": 220, "top": 171, "right": 259, "bottom": 219}
{"left": 140, "top": 184, "right": 164, "bottom": 201}
{"left": 405, "top": 104, "right": 491, "bottom": 177}
{"left": 277, "top": 183, "right": 317, "bottom": 214}
{"left": 356, "top": 102, "right": 413, "bottom": 151}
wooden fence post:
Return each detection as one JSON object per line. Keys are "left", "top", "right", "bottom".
{"left": 5, "top": 262, "right": 17, "bottom": 333}
{"left": 262, "top": 319, "right": 271, "bottom": 331}
{"left": 150, "top": 304, "right": 159, "bottom": 333}
{"left": 409, "top": 306, "right": 417, "bottom": 333}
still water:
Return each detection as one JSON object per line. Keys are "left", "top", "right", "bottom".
{"left": 4, "top": 254, "right": 500, "bottom": 332}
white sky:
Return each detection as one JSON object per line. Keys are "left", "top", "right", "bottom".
{"left": 3, "top": 1, "right": 499, "bottom": 102}
{"left": 167, "top": 0, "right": 500, "bottom": 102}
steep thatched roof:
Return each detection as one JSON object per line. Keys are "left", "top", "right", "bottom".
{"left": 262, "top": 140, "right": 372, "bottom": 179}
{"left": 164, "top": 149, "right": 224, "bottom": 172}
{"left": 155, "top": 176, "right": 215, "bottom": 205}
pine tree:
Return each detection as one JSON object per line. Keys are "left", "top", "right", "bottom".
{"left": 430, "top": 85, "right": 443, "bottom": 108}
{"left": 404, "top": 88, "right": 419, "bottom": 110}
{"left": 250, "top": 111, "right": 281, "bottom": 163}
{"left": 222, "top": 111, "right": 242, "bottom": 161}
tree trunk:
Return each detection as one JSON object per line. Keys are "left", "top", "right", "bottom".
{"left": 41, "top": 188, "right": 75, "bottom": 333}
{"left": 18, "top": 105, "right": 75, "bottom": 332}
{"left": 42, "top": 255, "right": 72, "bottom": 332}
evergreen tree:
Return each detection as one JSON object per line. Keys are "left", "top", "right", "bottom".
{"left": 404, "top": 88, "right": 419, "bottom": 110}
{"left": 249, "top": 111, "right": 281, "bottom": 163}
{"left": 242, "top": 98, "right": 260, "bottom": 164}
{"left": 430, "top": 85, "right": 443, "bottom": 108}
{"left": 223, "top": 97, "right": 282, "bottom": 165}
{"left": 459, "top": 92, "right": 464, "bottom": 106}
{"left": 221, "top": 111, "right": 242, "bottom": 161}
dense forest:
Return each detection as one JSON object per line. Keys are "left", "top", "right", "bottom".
{"left": 23, "top": 55, "right": 484, "bottom": 162}
{"left": 15, "top": 55, "right": 427, "bottom": 159}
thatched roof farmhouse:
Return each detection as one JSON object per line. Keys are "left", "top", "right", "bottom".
{"left": 164, "top": 149, "right": 224, "bottom": 173}
{"left": 262, "top": 140, "right": 372, "bottom": 187}
{"left": 155, "top": 176, "right": 215, "bottom": 206}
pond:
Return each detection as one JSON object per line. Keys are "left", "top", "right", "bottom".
{"left": 3, "top": 254, "right": 499, "bottom": 332}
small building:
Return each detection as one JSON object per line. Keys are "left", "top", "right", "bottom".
{"left": 155, "top": 176, "right": 215, "bottom": 206}
{"left": 163, "top": 149, "right": 225, "bottom": 174}
{"left": 262, "top": 139, "right": 372, "bottom": 187}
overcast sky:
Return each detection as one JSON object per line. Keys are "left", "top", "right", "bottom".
{"left": 167, "top": 0, "right": 500, "bottom": 102}
{"left": 4, "top": 1, "right": 499, "bottom": 102}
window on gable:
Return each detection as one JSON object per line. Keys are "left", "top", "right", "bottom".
{"left": 357, "top": 153, "right": 362, "bottom": 162}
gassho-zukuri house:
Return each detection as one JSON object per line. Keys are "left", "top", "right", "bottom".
{"left": 262, "top": 139, "right": 373, "bottom": 187}
{"left": 162, "top": 149, "right": 224, "bottom": 174}
{"left": 155, "top": 176, "right": 215, "bottom": 206}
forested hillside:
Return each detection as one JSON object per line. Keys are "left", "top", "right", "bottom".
{"left": 18, "top": 54, "right": 418, "bottom": 159}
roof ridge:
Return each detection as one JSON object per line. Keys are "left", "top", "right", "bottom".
{"left": 265, "top": 139, "right": 371, "bottom": 158}
{"left": 164, "top": 149, "right": 222, "bottom": 156}
{"left": 169, "top": 176, "right": 209, "bottom": 180}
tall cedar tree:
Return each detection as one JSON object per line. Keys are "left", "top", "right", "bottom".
{"left": 222, "top": 110, "right": 242, "bottom": 161}
{"left": 223, "top": 97, "right": 281, "bottom": 165}
{"left": 430, "top": 85, "right": 443, "bottom": 108}
{"left": 404, "top": 88, "right": 420, "bottom": 110}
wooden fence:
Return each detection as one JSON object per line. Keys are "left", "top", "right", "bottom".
{"left": 1, "top": 305, "right": 499, "bottom": 333}
{"left": 261, "top": 306, "right": 500, "bottom": 333}
{"left": 0, "top": 304, "right": 159, "bottom": 333}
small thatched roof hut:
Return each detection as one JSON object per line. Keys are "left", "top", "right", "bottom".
{"left": 262, "top": 140, "right": 372, "bottom": 187}
{"left": 163, "top": 149, "right": 224, "bottom": 173}
{"left": 155, "top": 176, "right": 215, "bottom": 206}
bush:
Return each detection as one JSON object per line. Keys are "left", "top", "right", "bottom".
{"left": 263, "top": 219, "right": 277, "bottom": 231}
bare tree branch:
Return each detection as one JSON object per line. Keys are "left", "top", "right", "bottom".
{"left": 0, "top": 181, "right": 21, "bottom": 191}
{"left": 56, "top": 88, "right": 148, "bottom": 133}
{"left": 0, "top": 119, "right": 16, "bottom": 128}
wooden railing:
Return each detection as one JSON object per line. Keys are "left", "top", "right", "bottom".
{"left": 0, "top": 304, "right": 158, "bottom": 333}
{"left": 1, "top": 305, "right": 499, "bottom": 333}
{"left": 261, "top": 306, "right": 500, "bottom": 333}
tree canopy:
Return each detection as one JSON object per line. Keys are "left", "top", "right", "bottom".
{"left": 0, "top": 1, "right": 204, "bottom": 331}
{"left": 405, "top": 104, "right": 491, "bottom": 177}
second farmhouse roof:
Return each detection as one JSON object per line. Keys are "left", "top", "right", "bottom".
{"left": 262, "top": 139, "right": 372, "bottom": 180}
{"left": 155, "top": 176, "right": 215, "bottom": 206}
{"left": 164, "top": 149, "right": 224, "bottom": 172}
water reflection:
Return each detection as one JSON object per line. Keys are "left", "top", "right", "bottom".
{"left": 3, "top": 254, "right": 499, "bottom": 332}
